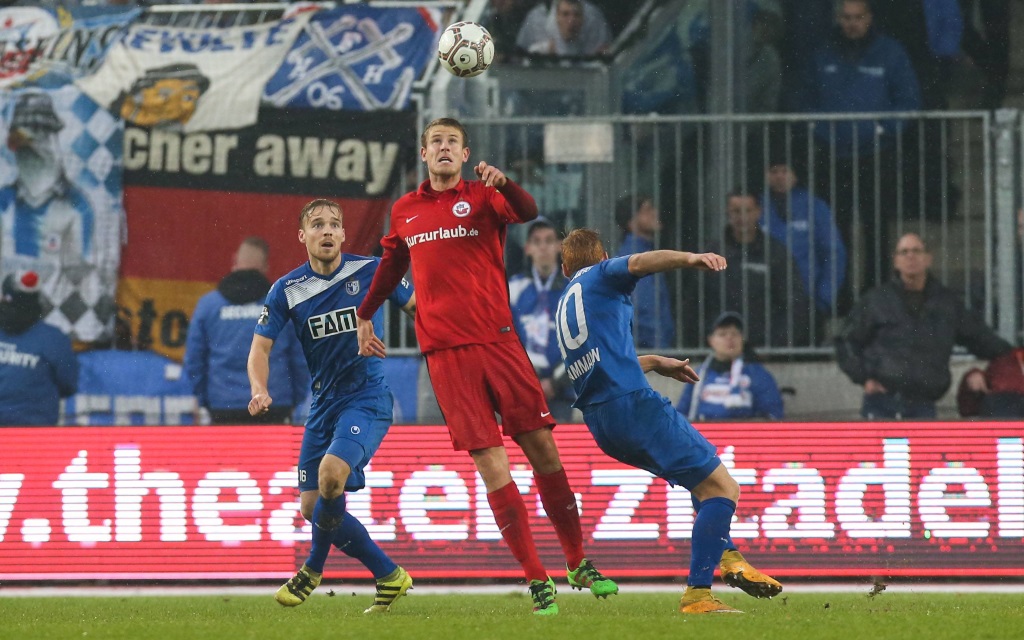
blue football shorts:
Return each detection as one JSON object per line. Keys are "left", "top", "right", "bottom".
{"left": 582, "top": 387, "right": 722, "bottom": 490}
{"left": 297, "top": 383, "right": 394, "bottom": 492}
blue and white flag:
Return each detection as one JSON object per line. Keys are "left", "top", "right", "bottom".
{"left": 76, "top": 14, "right": 309, "bottom": 132}
{"left": 0, "top": 85, "right": 124, "bottom": 343}
{"left": 264, "top": 5, "right": 440, "bottom": 112}
{"left": 0, "top": 5, "right": 141, "bottom": 88}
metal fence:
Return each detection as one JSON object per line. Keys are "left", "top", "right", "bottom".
{"left": 385, "top": 109, "right": 1022, "bottom": 357}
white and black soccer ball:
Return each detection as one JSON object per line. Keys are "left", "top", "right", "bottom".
{"left": 437, "top": 21, "right": 495, "bottom": 78}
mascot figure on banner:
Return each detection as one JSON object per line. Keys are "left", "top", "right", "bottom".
{"left": 0, "top": 88, "right": 123, "bottom": 343}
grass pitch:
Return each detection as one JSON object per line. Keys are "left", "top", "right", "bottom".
{"left": 1, "top": 591, "right": 1021, "bottom": 640}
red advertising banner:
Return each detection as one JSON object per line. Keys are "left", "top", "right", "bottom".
{"left": 0, "top": 423, "right": 1021, "bottom": 580}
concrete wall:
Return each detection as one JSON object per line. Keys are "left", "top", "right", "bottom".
{"left": 416, "top": 356, "right": 987, "bottom": 423}
{"left": 646, "top": 357, "right": 985, "bottom": 421}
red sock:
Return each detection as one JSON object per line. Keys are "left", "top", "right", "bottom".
{"left": 535, "top": 468, "right": 585, "bottom": 570}
{"left": 487, "top": 481, "right": 547, "bottom": 582}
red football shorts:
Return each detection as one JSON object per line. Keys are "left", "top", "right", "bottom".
{"left": 425, "top": 340, "right": 556, "bottom": 451}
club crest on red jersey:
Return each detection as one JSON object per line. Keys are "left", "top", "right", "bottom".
{"left": 452, "top": 200, "right": 472, "bottom": 217}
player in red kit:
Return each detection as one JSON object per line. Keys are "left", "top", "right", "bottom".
{"left": 355, "top": 117, "right": 617, "bottom": 616}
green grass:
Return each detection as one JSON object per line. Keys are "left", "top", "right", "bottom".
{"left": 2, "top": 591, "right": 1021, "bottom": 640}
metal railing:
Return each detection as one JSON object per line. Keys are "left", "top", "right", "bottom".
{"left": 384, "top": 109, "right": 1017, "bottom": 357}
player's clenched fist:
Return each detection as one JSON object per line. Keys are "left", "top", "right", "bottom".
{"left": 474, "top": 161, "right": 507, "bottom": 189}
{"left": 249, "top": 392, "right": 272, "bottom": 416}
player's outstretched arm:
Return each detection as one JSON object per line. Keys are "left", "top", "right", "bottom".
{"left": 357, "top": 316, "right": 387, "bottom": 359}
{"left": 247, "top": 334, "right": 275, "bottom": 416}
{"left": 639, "top": 355, "right": 700, "bottom": 384}
{"left": 627, "top": 250, "right": 726, "bottom": 277}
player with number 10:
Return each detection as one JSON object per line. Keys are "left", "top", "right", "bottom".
{"left": 554, "top": 228, "right": 784, "bottom": 614}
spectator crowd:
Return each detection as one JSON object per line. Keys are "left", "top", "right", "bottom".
{"left": 2, "top": 0, "right": 1021, "bottom": 426}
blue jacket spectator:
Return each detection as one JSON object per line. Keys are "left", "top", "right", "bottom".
{"left": 922, "top": 0, "right": 963, "bottom": 58}
{"left": 0, "top": 270, "right": 77, "bottom": 426}
{"left": 508, "top": 218, "right": 574, "bottom": 420}
{"left": 796, "top": 0, "right": 921, "bottom": 155}
{"left": 615, "top": 195, "right": 675, "bottom": 349}
{"left": 184, "top": 237, "right": 308, "bottom": 424}
{"left": 676, "top": 312, "right": 784, "bottom": 421}
{"left": 761, "top": 162, "right": 848, "bottom": 312}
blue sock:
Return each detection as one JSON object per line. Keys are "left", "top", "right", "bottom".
{"left": 692, "top": 494, "right": 737, "bottom": 551}
{"left": 689, "top": 497, "right": 736, "bottom": 587}
{"left": 305, "top": 494, "right": 346, "bottom": 573}
{"left": 332, "top": 512, "right": 397, "bottom": 580}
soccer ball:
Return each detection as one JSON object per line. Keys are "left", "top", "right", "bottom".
{"left": 437, "top": 21, "right": 494, "bottom": 78}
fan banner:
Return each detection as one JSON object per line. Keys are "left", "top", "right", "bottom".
{"left": 0, "top": 4, "right": 141, "bottom": 89}
{"left": 116, "top": 108, "right": 415, "bottom": 361}
{"left": 263, "top": 4, "right": 440, "bottom": 112}
{"left": 0, "top": 423, "right": 1020, "bottom": 579}
{"left": 75, "top": 14, "right": 310, "bottom": 133}
{"left": 0, "top": 85, "right": 124, "bottom": 343}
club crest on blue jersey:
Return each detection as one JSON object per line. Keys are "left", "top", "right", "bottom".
{"left": 345, "top": 279, "right": 360, "bottom": 296}
{"left": 308, "top": 306, "right": 357, "bottom": 339}
{"left": 452, "top": 200, "right": 471, "bottom": 217}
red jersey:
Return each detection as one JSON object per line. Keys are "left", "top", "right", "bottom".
{"left": 358, "top": 178, "right": 537, "bottom": 353}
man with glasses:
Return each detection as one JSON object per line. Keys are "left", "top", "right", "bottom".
{"left": 835, "top": 233, "right": 1011, "bottom": 419}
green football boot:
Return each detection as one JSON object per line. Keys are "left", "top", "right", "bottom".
{"left": 566, "top": 558, "right": 619, "bottom": 598}
{"left": 529, "top": 576, "right": 559, "bottom": 616}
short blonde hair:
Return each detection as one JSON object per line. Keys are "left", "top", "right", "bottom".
{"left": 299, "top": 199, "right": 341, "bottom": 228}
{"left": 420, "top": 117, "right": 468, "bottom": 148}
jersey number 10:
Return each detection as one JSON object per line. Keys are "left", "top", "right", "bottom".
{"left": 555, "top": 282, "right": 589, "bottom": 358}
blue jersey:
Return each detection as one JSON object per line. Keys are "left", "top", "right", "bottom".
{"left": 255, "top": 254, "right": 412, "bottom": 400}
{"left": 555, "top": 256, "right": 650, "bottom": 408}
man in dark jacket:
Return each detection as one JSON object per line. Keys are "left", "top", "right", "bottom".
{"left": 184, "top": 237, "right": 308, "bottom": 424}
{"left": 704, "top": 190, "right": 812, "bottom": 349}
{"left": 836, "top": 233, "right": 1012, "bottom": 419}
{"left": 797, "top": 0, "right": 922, "bottom": 294}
